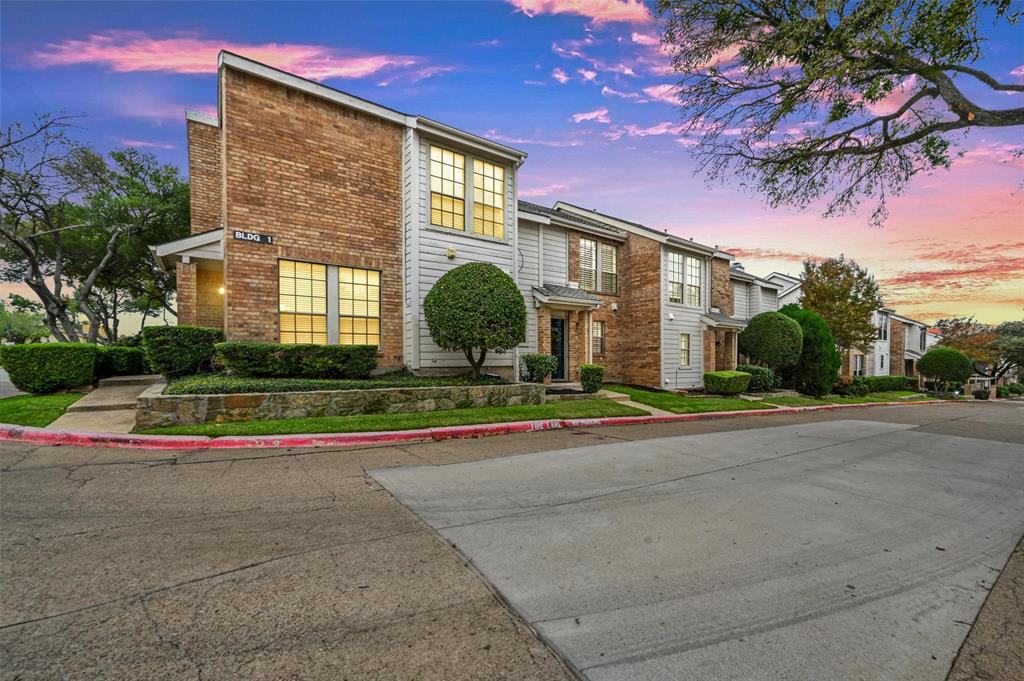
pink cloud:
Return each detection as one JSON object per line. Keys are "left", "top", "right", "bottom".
{"left": 602, "top": 85, "right": 640, "bottom": 99}
{"left": 508, "top": 0, "right": 651, "bottom": 24}
{"left": 484, "top": 130, "right": 585, "bottom": 148}
{"left": 578, "top": 68, "right": 598, "bottom": 82}
{"left": 604, "top": 121, "right": 682, "bottom": 140}
{"left": 30, "top": 30, "right": 427, "bottom": 81}
{"left": 571, "top": 107, "right": 611, "bottom": 123}
{"left": 520, "top": 181, "right": 571, "bottom": 198}
{"left": 552, "top": 67, "right": 571, "bottom": 84}
{"left": 1011, "top": 65, "right": 1024, "bottom": 77}
{"left": 631, "top": 32, "right": 660, "bottom": 46}
{"left": 642, "top": 84, "right": 679, "bottom": 105}
{"left": 118, "top": 138, "right": 175, "bottom": 149}
{"left": 862, "top": 75, "right": 920, "bottom": 116}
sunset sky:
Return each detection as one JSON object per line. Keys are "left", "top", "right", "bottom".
{"left": 3, "top": 0, "right": 1021, "bottom": 324}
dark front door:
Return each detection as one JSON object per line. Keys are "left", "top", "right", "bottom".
{"left": 550, "top": 318, "right": 566, "bottom": 381}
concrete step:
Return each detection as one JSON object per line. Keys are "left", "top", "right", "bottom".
{"left": 97, "top": 374, "right": 162, "bottom": 387}
{"left": 48, "top": 408, "right": 136, "bottom": 433}
{"left": 66, "top": 383, "right": 151, "bottom": 413}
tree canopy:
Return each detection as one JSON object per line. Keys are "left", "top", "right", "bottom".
{"left": 737, "top": 310, "right": 803, "bottom": 370}
{"left": 936, "top": 316, "right": 1024, "bottom": 379}
{"left": 798, "top": 256, "right": 882, "bottom": 353}
{"left": 659, "top": 0, "right": 1024, "bottom": 224}
{"left": 780, "top": 304, "right": 842, "bottom": 397}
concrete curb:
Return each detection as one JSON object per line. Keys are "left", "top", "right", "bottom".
{"left": 0, "top": 399, "right": 949, "bottom": 451}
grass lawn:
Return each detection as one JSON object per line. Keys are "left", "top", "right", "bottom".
{"left": 604, "top": 384, "right": 773, "bottom": 414}
{"left": 166, "top": 372, "right": 505, "bottom": 396}
{"left": 0, "top": 393, "right": 82, "bottom": 427}
{"left": 139, "top": 399, "right": 649, "bottom": 437}
{"left": 761, "top": 391, "right": 933, "bottom": 407}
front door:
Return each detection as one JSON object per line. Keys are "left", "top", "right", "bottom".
{"left": 550, "top": 318, "right": 566, "bottom": 381}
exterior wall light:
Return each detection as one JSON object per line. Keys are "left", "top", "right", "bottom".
{"left": 218, "top": 286, "right": 225, "bottom": 295}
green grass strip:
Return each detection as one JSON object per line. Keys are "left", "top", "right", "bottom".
{"left": 0, "top": 393, "right": 83, "bottom": 427}
{"left": 604, "top": 384, "right": 773, "bottom": 414}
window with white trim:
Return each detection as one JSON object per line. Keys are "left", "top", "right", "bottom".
{"left": 472, "top": 159, "right": 504, "bottom": 239}
{"left": 680, "top": 333, "right": 691, "bottom": 366}
{"left": 592, "top": 320, "right": 605, "bottom": 355}
{"left": 686, "top": 256, "right": 702, "bottom": 306}
{"left": 668, "top": 252, "right": 684, "bottom": 304}
{"left": 279, "top": 260, "right": 327, "bottom": 344}
{"left": 580, "top": 238, "right": 597, "bottom": 291}
{"left": 338, "top": 267, "right": 381, "bottom": 347}
{"left": 599, "top": 243, "right": 617, "bottom": 294}
{"left": 877, "top": 314, "right": 889, "bottom": 340}
{"left": 430, "top": 145, "right": 465, "bottom": 230}
{"left": 854, "top": 354, "right": 865, "bottom": 376}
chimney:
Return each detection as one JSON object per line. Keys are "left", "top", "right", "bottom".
{"left": 732, "top": 262, "right": 745, "bottom": 271}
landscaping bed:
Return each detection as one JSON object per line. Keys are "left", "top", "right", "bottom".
{"left": 139, "top": 399, "right": 647, "bottom": 436}
{"left": 0, "top": 394, "right": 82, "bottom": 427}
{"left": 166, "top": 372, "right": 505, "bottom": 395}
{"left": 761, "top": 391, "right": 935, "bottom": 407}
{"left": 605, "top": 384, "right": 773, "bottom": 414}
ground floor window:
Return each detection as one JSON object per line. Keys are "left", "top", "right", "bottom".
{"left": 339, "top": 267, "right": 381, "bottom": 346}
{"left": 279, "top": 259, "right": 381, "bottom": 347}
{"left": 854, "top": 355, "right": 865, "bottom": 376}
{"left": 680, "top": 333, "right": 690, "bottom": 366}
{"left": 279, "top": 260, "right": 328, "bottom": 344}
{"left": 592, "top": 320, "right": 605, "bottom": 355}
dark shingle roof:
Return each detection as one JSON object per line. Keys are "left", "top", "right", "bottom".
{"left": 518, "top": 201, "right": 625, "bottom": 235}
{"left": 533, "top": 283, "right": 602, "bottom": 303}
{"left": 703, "top": 311, "right": 745, "bottom": 328}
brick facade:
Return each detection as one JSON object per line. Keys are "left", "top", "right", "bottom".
{"left": 710, "top": 256, "right": 734, "bottom": 315}
{"left": 889, "top": 319, "right": 906, "bottom": 376}
{"left": 220, "top": 67, "right": 405, "bottom": 368}
{"left": 176, "top": 262, "right": 197, "bottom": 327}
{"left": 195, "top": 269, "right": 224, "bottom": 329}
{"left": 186, "top": 120, "right": 222, "bottom": 234}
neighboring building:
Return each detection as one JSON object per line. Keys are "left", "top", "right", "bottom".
{"left": 890, "top": 313, "right": 930, "bottom": 377}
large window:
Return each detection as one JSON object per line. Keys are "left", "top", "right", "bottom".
{"left": 680, "top": 333, "right": 691, "bottom": 366}
{"left": 580, "top": 238, "right": 597, "bottom": 291}
{"left": 668, "top": 252, "right": 684, "bottom": 304}
{"left": 686, "top": 257, "right": 702, "bottom": 306}
{"left": 599, "top": 243, "right": 617, "bottom": 294}
{"left": 877, "top": 314, "right": 889, "bottom": 340}
{"left": 430, "top": 145, "right": 465, "bottom": 230}
{"left": 592, "top": 320, "right": 605, "bottom": 356}
{"left": 339, "top": 267, "right": 381, "bottom": 347}
{"left": 580, "top": 238, "right": 617, "bottom": 294}
{"left": 472, "top": 159, "right": 504, "bottom": 239}
{"left": 279, "top": 260, "right": 327, "bottom": 344}
{"left": 854, "top": 354, "right": 865, "bottom": 376}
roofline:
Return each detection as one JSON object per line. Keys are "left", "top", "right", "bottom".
{"left": 218, "top": 51, "right": 527, "bottom": 163}
{"left": 766, "top": 271, "right": 801, "bottom": 284}
{"left": 185, "top": 110, "right": 219, "bottom": 127}
{"left": 517, "top": 202, "right": 628, "bottom": 242}
{"left": 552, "top": 202, "right": 716, "bottom": 255}
{"left": 891, "top": 313, "right": 928, "bottom": 326}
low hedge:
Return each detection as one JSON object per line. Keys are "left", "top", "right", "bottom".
{"left": 972, "top": 388, "right": 990, "bottom": 400}
{"left": 216, "top": 342, "right": 378, "bottom": 379}
{"left": 862, "top": 375, "right": 915, "bottom": 392}
{"left": 832, "top": 375, "right": 869, "bottom": 397}
{"left": 165, "top": 372, "right": 505, "bottom": 395}
{"left": 703, "top": 370, "right": 751, "bottom": 395}
{"left": 736, "top": 364, "right": 776, "bottom": 392}
{"left": 95, "top": 346, "right": 147, "bottom": 379}
{"left": 996, "top": 385, "right": 1011, "bottom": 399}
{"left": 580, "top": 364, "right": 604, "bottom": 393}
{"left": 1009, "top": 384, "right": 1023, "bottom": 395}
{"left": 0, "top": 343, "right": 96, "bottom": 394}
{"left": 520, "top": 353, "right": 559, "bottom": 383}
{"left": 142, "top": 326, "right": 224, "bottom": 377}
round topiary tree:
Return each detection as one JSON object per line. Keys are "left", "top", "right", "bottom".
{"left": 779, "top": 304, "right": 841, "bottom": 397}
{"left": 737, "top": 311, "right": 803, "bottom": 371}
{"left": 423, "top": 262, "right": 527, "bottom": 378}
{"left": 918, "top": 346, "right": 973, "bottom": 391}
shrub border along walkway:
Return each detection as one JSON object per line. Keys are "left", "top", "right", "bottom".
{"left": 0, "top": 399, "right": 947, "bottom": 451}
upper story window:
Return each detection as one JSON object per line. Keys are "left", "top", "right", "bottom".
{"left": 877, "top": 314, "right": 889, "bottom": 340}
{"left": 430, "top": 146, "right": 465, "bottom": 230}
{"left": 919, "top": 331, "right": 927, "bottom": 352}
{"left": 339, "top": 267, "right": 381, "bottom": 347}
{"left": 472, "top": 159, "right": 504, "bottom": 239}
{"left": 668, "top": 252, "right": 685, "bottom": 304}
{"left": 580, "top": 238, "right": 617, "bottom": 294}
{"left": 279, "top": 260, "right": 327, "bottom": 344}
{"left": 599, "top": 242, "right": 617, "bottom": 294}
{"left": 686, "top": 256, "right": 702, "bottom": 306}
{"left": 580, "top": 238, "right": 597, "bottom": 291}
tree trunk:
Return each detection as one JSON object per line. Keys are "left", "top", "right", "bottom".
{"left": 463, "top": 347, "right": 487, "bottom": 379}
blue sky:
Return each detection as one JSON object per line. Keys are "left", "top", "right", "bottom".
{"left": 3, "top": 1, "right": 1022, "bottom": 323}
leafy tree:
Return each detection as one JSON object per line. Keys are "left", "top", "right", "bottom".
{"left": 1, "top": 114, "right": 189, "bottom": 343}
{"left": 659, "top": 0, "right": 1024, "bottom": 225}
{"left": 780, "top": 304, "right": 842, "bottom": 397}
{"left": 799, "top": 256, "right": 883, "bottom": 354}
{"left": 423, "top": 263, "right": 527, "bottom": 378}
{"left": 737, "top": 310, "right": 803, "bottom": 371}
{"left": 0, "top": 301, "right": 49, "bottom": 344}
{"left": 918, "top": 345, "right": 973, "bottom": 391}
{"left": 935, "top": 316, "right": 1022, "bottom": 380}
{"left": 6, "top": 293, "right": 40, "bottom": 314}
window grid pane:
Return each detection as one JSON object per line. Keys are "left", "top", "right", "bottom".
{"left": 680, "top": 333, "right": 690, "bottom": 366}
{"left": 580, "top": 238, "right": 597, "bottom": 291}
{"left": 668, "top": 252, "right": 684, "bottom": 303}
{"left": 685, "top": 257, "right": 701, "bottom": 306}
{"left": 279, "top": 259, "right": 327, "bottom": 344}
{"left": 592, "top": 320, "right": 605, "bottom": 356}
{"left": 339, "top": 267, "right": 381, "bottom": 347}
{"left": 599, "top": 243, "right": 617, "bottom": 294}
{"left": 430, "top": 145, "right": 465, "bottom": 230}
{"left": 472, "top": 159, "right": 505, "bottom": 239}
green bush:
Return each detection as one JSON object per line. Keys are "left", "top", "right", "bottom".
{"left": 165, "top": 372, "right": 504, "bottom": 395}
{"left": 0, "top": 343, "right": 96, "bottom": 394}
{"left": 703, "top": 370, "right": 751, "bottom": 395}
{"left": 423, "top": 263, "right": 526, "bottom": 378}
{"left": 861, "top": 375, "right": 915, "bottom": 392}
{"left": 917, "top": 346, "right": 972, "bottom": 390}
{"left": 216, "top": 342, "right": 377, "bottom": 379}
{"left": 1009, "top": 384, "right": 1024, "bottom": 395}
{"left": 580, "top": 364, "right": 604, "bottom": 393}
{"left": 111, "top": 334, "right": 152, "bottom": 373}
{"left": 737, "top": 311, "right": 803, "bottom": 371}
{"left": 996, "top": 385, "right": 1011, "bottom": 399}
{"left": 972, "top": 388, "right": 990, "bottom": 400}
{"left": 735, "top": 363, "right": 777, "bottom": 392}
{"left": 520, "top": 353, "right": 559, "bottom": 383}
{"left": 94, "top": 346, "right": 147, "bottom": 379}
{"left": 141, "top": 326, "right": 224, "bottom": 377}
{"left": 832, "top": 375, "right": 869, "bottom": 397}
{"left": 778, "top": 305, "right": 841, "bottom": 397}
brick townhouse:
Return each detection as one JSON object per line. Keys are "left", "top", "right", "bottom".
{"left": 155, "top": 52, "right": 793, "bottom": 389}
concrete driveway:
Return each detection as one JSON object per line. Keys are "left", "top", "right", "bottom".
{"left": 372, "top": 417, "right": 1024, "bottom": 680}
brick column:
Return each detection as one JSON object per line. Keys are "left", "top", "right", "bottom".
{"left": 703, "top": 328, "right": 716, "bottom": 374}
{"left": 176, "top": 261, "right": 198, "bottom": 327}
{"left": 889, "top": 319, "right": 906, "bottom": 376}
{"left": 537, "top": 307, "right": 552, "bottom": 384}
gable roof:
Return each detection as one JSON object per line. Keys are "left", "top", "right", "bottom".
{"left": 518, "top": 201, "right": 627, "bottom": 241}
{"left": 551, "top": 201, "right": 717, "bottom": 255}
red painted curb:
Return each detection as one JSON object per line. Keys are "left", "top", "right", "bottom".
{"left": 0, "top": 399, "right": 948, "bottom": 451}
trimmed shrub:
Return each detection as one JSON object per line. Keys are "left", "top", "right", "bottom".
{"left": 94, "top": 346, "right": 147, "bottom": 379}
{"left": 832, "top": 375, "right": 869, "bottom": 397}
{"left": 861, "top": 375, "right": 915, "bottom": 392}
{"left": 520, "top": 353, "right": 559, "bottom": 383}
{"left": 423, "top": 263, "right": 527, "bottom": 378}
{"left": 972, "top": 388, "right": 990, "bottom": 400}
{"left": 703, "top": 370, "right": 751, "bottom": 395}
{"left": 996, "top": 385, "right": 1011, "bottom": 399}
{"left": 0, "top": 343, "right": 96, "bottom": 394}
{"left": 1009, "top": 384, "right": 1024, "bottom": 395}
{"left": 110, "top": 333, "right": 152, "bottom": 373}
{"left": 778, "top": 305, "right": 841, "bottom": 398}
{"left": 736, "top": 363, "right": 777, "bottom": 392}
{"left": 216, "top": 342, "right": 377, "bottom": 379}
{"left": 142, "top": 326, "right": 224, "bottom": 377}
{"left": 580, "top": 364, "right": 604, "bottom": 393}
{"left": 917, "top": 346, "right": 972, "bottom": 390}
{"left": 737, "top": 311, "right": 803, "bottom": 371}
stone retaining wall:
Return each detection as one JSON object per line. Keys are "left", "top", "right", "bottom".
{"left": 135, "top": 383, "right": 547, "bottom": 430}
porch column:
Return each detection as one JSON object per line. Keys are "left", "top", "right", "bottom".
{"left": 703, "top": 328, "right": 717, "bottom": 374}
{"left": 176, "top": 260, "right": 198, "bottom": 327}
{"left": 537, "top": 306, "right": 552, "bottom": 385}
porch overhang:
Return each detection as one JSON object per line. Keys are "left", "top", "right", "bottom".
{"left": 151, "top": 228, "right": 224, "bottom": 270}
{"left": 532, "top": 283, "right": 602, "bottom": 311}
{"left": 701, "top": 311, "right": 745, "bottom": 330}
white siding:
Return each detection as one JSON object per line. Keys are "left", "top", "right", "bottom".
{"left": 733, "top": 281, "right": 749, "bottom": 320}
{"left": 542, "top": 225, "right": 568, "bottom": 285}
{"left": 778, "top": 286, "right": 802, "bottom": 308}
{"left": 760, "top": 286, "right": 778, "bottom": 312}
{"left": 517, "top": 222, "right": 540, "bottom": 356}
{"left": 661, "top": 246, "right": 705, "bottom": 389}
{"left": 413, "top": 136, "right": 519, "bottom": 370}
{"left": 402, "top": 128, "right": 419, "bottom": 369}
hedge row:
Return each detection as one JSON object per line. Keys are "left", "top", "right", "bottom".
{"left": 861, "top": 375, "right": 916, "bottom": 392}
{"left": 0, "top": 343, "right": 148, "bottom": 394}
{"left": 704, "top": 370, "right": 751, "bottom": 395}
{"left": 141, "top": 326, "right": 224, "bottom": 377}
{"left": 735, "top": 364, "right": 777, "bottom": 392}
{"left": 216, "top": 342, "right": 378, "bottom": 379}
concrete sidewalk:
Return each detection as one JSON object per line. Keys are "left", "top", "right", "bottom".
{"left": 47, "top": 375, "right": 161, "bottom": 433}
